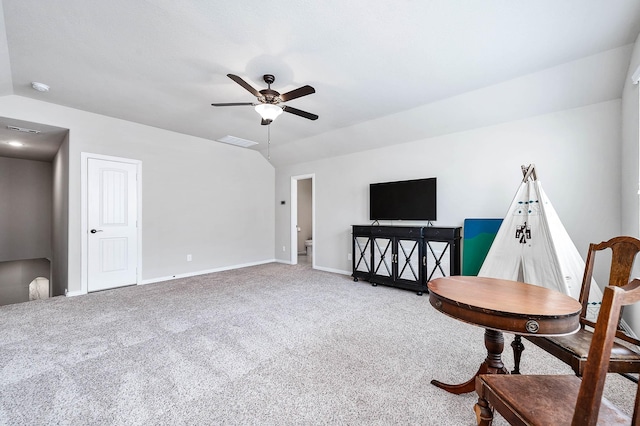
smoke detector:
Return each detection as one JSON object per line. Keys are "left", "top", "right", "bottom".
{"left": 31, "top": 82, "right": 50, "bottom": 92}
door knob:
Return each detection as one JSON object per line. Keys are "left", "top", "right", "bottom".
{"left": 90, "top": 229, "right": 103, "bottom": 233}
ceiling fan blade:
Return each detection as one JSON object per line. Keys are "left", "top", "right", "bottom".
{"left": 279, "top": 85, "right": 315, "bottom": 102}
{"left": 211, "top": 102, "right": 254, "bottom": 107}
{"left": 227, "top": 74, "right": 261, "bottom": 97}
{"left": 282, "top": 105, "right": 318, "bottom": 120}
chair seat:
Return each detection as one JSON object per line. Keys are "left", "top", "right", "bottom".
{"left": 532, "top": 329, "right": 640, "bottom": 360}
{"left": 477, "top": 374, "right": 630, "bottom": 425}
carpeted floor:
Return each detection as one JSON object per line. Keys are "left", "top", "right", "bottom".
{"left": 0, "top": 262, "right": 635, "bottom": 425}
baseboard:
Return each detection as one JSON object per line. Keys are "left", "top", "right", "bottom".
{"left": 313, "top": 265, "right": 351, "bottom": 276}
{"left": 66, "top": 259, "right": 349, "bottom": 296}
{"left": 140, "top": 259, "right": 277, "bottom": 285}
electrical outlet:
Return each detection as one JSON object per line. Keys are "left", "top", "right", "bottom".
{"left": 282, "top": 245, "right": 286, "bottom": 252}
{"left": 187, "top": 254, "right": 192, "bottom": 261}
{"left": 347, "top": 253, "right": 352, "bottom": 261}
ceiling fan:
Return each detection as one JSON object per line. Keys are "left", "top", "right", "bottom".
{"left": 212, "top": 74, "right": 318, "bottom": 125}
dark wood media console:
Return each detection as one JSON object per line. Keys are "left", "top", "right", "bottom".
{"left": 352, "top": 225, "right": 461, "bottom": 295}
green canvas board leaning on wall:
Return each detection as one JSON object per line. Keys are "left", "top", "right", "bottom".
{"left": 462, "top": 218, "right": 503, "bottom": 276}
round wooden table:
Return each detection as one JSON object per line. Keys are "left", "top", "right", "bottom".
{"left": 428, "top": 276, "right": 582, "bottom": 394}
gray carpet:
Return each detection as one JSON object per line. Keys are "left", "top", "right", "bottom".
{"left": 0, "top": 263, "right": 635, "bottom": 425}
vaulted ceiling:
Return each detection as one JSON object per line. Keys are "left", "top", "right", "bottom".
{"left": 0, "top": 1, "right": 639, "bottom": 164}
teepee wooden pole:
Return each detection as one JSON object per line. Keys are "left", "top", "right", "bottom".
{"left": 521, "top": 164, "right": 537, "bottom": 182}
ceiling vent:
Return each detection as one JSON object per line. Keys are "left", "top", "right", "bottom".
{"left": 7, "top": 125, "right": 41, "bottom": 134}
{"left": 216, "top": 135, "right": 258, "bottom": 148}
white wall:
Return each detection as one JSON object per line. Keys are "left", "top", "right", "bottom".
{"left": 0, "top": 156, "right": 52, "bottom": 261}
{"left": 622, "top": 33, "right": 640, "bottom": 238}
{"left": 276, "top": 100, "right": 621, "bottom": 276}
{"left": 275, "top": 47, "right": 629, "bottom": 278}
{"left": 0, "top": 95, "right": 275, "bottom": 294}
{"left": 620, "top": 32, "right": 640, "bottom": 331}
{"left": 51, "top": 134, "right": 69, "bottom": 297}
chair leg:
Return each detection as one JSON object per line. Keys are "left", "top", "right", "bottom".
{"left": 474, "top": 396, "right": 494, "bottom": 426}
{"left": 511, "top": 335, "right": 524, "bottom": 374}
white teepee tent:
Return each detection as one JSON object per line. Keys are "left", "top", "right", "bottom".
{"left": 478, "top": 164, "right": 603, "bottom": 308}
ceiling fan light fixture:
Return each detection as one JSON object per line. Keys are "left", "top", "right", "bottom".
{"left": 254, "top": 104, "right": 283, "bottom": 123}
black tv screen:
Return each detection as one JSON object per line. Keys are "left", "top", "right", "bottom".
{"left": 369, "top": 178, "right": 437, "bottom": 221}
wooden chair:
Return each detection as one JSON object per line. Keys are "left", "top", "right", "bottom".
{"left": 512, "top": 236, "right": 640, "bottom": 380}
{"left": 475, "top": 279, "right": 640, "bottom": 425}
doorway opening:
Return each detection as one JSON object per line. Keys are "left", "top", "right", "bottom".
{"left": 290, "top": 174, "right": 315, "bottom": 267}
{"left": 0, "top": 117, "right": 68, "bottom": 303}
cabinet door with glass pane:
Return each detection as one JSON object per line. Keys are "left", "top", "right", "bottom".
{"left": 395, "top": 237, "right": 423, "bottom": 288}
{"left": 352, "top": 231, "right": 372, "bottom": 281}
{"left": 371, "top": 236, "right": 395, "bottom": 286}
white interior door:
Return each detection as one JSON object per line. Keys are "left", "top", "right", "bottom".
{"left": 87, "top": 158, "right": 138, "bottom": 292}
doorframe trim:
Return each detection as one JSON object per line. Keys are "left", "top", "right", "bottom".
{"left": 290, "top": 174, "right": 315, "bottom": 268}
{"left": 80, "top": 152, "right": 142, "bottom": 294}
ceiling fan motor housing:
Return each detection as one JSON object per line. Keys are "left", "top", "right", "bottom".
{"left": 260, "top": 75, "right": 279, "bottom": 103}
{"left": 260, "top": 89, "right": 280, "bottom": 104}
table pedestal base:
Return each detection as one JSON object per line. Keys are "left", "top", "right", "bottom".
{"left": 431, "top": 329, "right": 509, "bottom": 395}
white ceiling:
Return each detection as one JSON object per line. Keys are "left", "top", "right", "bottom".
{"left": 0, "top": 0, "right": 639, "bottom": 163}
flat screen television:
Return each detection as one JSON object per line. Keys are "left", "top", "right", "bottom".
{"left": 369, "top": 177, "right": 437, "bottom": 221}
